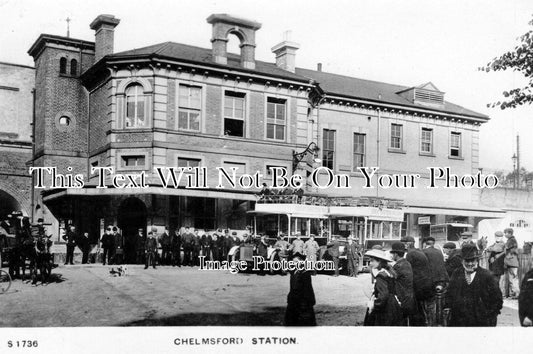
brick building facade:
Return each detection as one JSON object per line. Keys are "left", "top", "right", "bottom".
{"left": 19, "top": 13, "right": 505, "bottom": 258}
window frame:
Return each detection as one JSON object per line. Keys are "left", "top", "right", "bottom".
{"left": 124, "top": 83, "right": 148, "bottom": 129}
{"left": 265, "top": 96, "right": 287, "bottom": 141}
{"left": 449, "top": 131, "right": 462, "bottom": 158}
{"left": 420, "top": 127, "right": 433, "bottom": 155}
{"left": 322, "top": 129, "right": 336, "bottom": 170}
{"left": 389, "top": 123, "right": 403, "bottom": 151}
{"left": 223, "top": 90, "right": 247, "bottom": 137}
{"left": 353, "top": 132, "right": 366, "bottom": 171}
{"left": 177, "top": 84, "right": 202, "bottom": 132}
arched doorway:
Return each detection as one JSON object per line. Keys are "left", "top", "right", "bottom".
{"left": 0, "top": 190, "right": 23, "bottom": 220}
{"left": 117, "top": 197, "right": 147, "bottom": 264}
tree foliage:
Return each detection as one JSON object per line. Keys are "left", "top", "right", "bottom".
{"left": 481, "top": 17, "right": 533, "bottom": 109}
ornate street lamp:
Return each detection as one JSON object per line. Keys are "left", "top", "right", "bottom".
{"left": 292, "top": 142, "right": 320, "bottom": 171}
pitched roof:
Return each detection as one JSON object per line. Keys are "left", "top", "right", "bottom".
{"left": 111, "top": 42, "right": 310, "bottom": 83}
{"left": 296, "top": 68, "right": 488, "bottom": 119}
{"left": 111, "top": 42, "right": 488, "bottom": 120}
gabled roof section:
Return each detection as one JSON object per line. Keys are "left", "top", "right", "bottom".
{"left": 296, "top": 68, "right": 488, "bottom": 120}
{"left": 416, "top": 82, "right": 443, "bottom": 93}
{"left": 109, "top": 42, "right": 311, "bottom": 83}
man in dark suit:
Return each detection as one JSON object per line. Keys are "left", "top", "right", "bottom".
{"left": 445, "top": 243, "right": 503, "bottom": 326}
{"left": 159, "top": 227, "right": 171, "bottom": 266}
{"left": 101, "top": 226, "right": 114, "bottom": 265}
{"left": 422, "top": 236, "right": 449, "bottom": 326}
{"left": 327, "top": 235, "right": 341, "bottom": 277}
{"left": 144, "top": 231, "right": 158, "bottom": 269}
{"left": 135, "top": 228, "right": 145, "bottom": 264}
{"left": 519, "top": 268, "right": 533, "bottom": 326}
{"left": 62, "top": 225, "right": 78, "bottom": 265}
{"left": 402, "top": 236, "right": 433, "bottom": 326}
{"left": 170, "top": 229, "right": 182, "bottom": 267}
{"left": 181, "top": 227, "right": 194, "bottom": 266}
{"left": 112, "top": 226, "right": 123, "bottom": 265}
{"left": 77, "top": 232, "right": 91, "bottom": 264}
{"left": 390, "top": 241, "right": 415, "bottom": 324}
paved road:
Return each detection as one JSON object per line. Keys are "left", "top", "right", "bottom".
{"left": 0, "top": 265, "right": 520, "bottom": 326}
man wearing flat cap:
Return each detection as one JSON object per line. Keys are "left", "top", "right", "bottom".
{"left": 390, "top": 241, "right": 415, "bottom": 323}
{"left": 445, "top": 243, "right": 503, "bottom": 326}
{"left": 443, "top": 242, "right": 462, "bottom": 277}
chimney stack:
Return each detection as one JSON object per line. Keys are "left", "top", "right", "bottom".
{"left": 317, "top": 63, "right": 322, "bottom": 72}
{"left": 271, "top": 38, "right": 300, "bottom": 73}
{"left": 207, "top": 14, "right": 261, "bottom": 69}
{"left": 90, "top": 14, "right": 120, "bottom": 62}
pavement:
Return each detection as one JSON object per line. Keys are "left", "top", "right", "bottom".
{"left": 0, "top": 264, "right": 520, "bottom": 327}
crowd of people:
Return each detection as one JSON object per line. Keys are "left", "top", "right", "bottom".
{"left": 361, "top": 228, "right": 529, "bottom": 327}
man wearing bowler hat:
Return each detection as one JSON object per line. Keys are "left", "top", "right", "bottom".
{"left": 445, "top": 243, "right": 502, "bottom": 326}
{"left": 390, "top": 241, "right": 415, "bottom": 324}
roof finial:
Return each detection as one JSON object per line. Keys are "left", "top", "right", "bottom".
{"left": 283, "top": 30, "right": 292, "bottom": 41}
{"left": 66, "top": 17, "right": 71, "bottom": 38}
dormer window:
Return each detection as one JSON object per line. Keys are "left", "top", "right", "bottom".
{"left": 397, "top": 82, "right": 445, "bottom": 108}
{"left": 414, "top": 89, "right": 444, "bottom": 105}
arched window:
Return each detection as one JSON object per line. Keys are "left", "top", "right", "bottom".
{"left": 70, "top": 59, "right": 78, "bottom": 76}
{"left": 59, "top": 57, "right": 67, "bottom": 74}
{"left": 125, "top": 84, "right": 146, "bottom": 128}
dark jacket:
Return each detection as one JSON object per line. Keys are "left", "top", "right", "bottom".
{"left": 505, "top": 236, "right": 519, "bottom": 268}
{"left": 446, "top": 267, "right": 503, "bottom": 326}
{"left": 392, "top": 258, "right": 416, "bottom": 315}
{"left": 487, "top": 242, "right": 505, "bottom": 276}
{"left": 181, "top": 232, "right": 194, "bottom": 248}
{"left": 423, "top": 246, "right": 449, "bottom": 284}
{"left": 406, "top": 248, "right": 433, "bottom": 300}
{"left": 257, "top": 240, "right": 269, "bottom": 258}
{"left": 364, "top": 269, "right": 404, "bottom": 326}
{"left": 445, "top": 249, "right": 463, "bottom": 277}
{"left": 145, "top": 237, "right": 158, "bottom": 252}
{"left": 101, "top": 233, "right": 115, "bottom": 249}
{"left": 285, "top": 269, "right": 316, "bottom": 326}
{"left": 171, "top": 233, "right": 182, "bottom": 251}
{"left": 63, "top": 230, "right": 78, "bottom": 245}
{"left": 346, "top": 243, "right": 359, "bottom": 260}
{"left": 159, "top": 232, "right": 170, "bottom": 247}
{"left": 326, "top": 239, "right": 340, "bottom": 257}
{"left": 519, "top": 269, "right": 533, "bottom": 326}
{"left": 113, "top": 233, "right": 123, "bottom": 249}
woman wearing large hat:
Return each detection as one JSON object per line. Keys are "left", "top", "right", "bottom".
{"left": 363, "top": 249, "right": 404, "bottom": 326}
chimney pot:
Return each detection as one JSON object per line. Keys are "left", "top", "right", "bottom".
{"left": 271, "top": 40, "right": 300, "bottom": 73}
{"left": 90, "top": 14, "right": 120, "bottom": 62}
{"left": 317, "top": 63, "right": 322, "bottom": 72}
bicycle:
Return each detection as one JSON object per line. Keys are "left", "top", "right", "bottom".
{"left": 0, "top": 253, "right": 12, "bottom": 294}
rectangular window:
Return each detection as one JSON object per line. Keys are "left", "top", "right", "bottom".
{"left": 178, "top": 85, "right": 201, "bottom": 131}
{"left": 266, "top": 97, "right": 286, "bottom": 140}
{"left": 353, "top": 133, "right": 365, "bottom": 170}
{"left": 177, "top": 157, "right": 201, "bottom": 168}
{"left": 450, "top": 132, "right": 462, "bottom": 157}
{"left": 224, "top": 91, "right": 245, "bottom": 137}
{"left": 266, "top": 164, "right": 286, "bottom": 176}
{"left": 390, "top": 123, "right": 403, "bottom": 149}
{"left": 420, "top": 128, "right": 433, "bottom": 154}
{"left": 222, "top": 161, "right": 246, "bottom": 177}
{"left": 121, "top": 155, "right": 145, "bottom": 168}
{"left": 322, "top": 129, "right": 336, "bottom": 170}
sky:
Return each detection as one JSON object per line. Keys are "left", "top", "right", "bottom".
{"left": 1, "top": 0, "right": 532, "bottom": 172}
